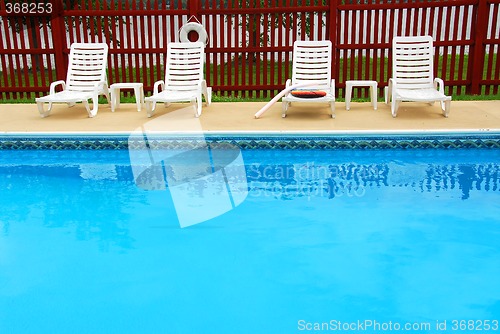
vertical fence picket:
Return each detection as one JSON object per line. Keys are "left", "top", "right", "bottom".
{"left": 0, "top": 26, "right": 8, "bottom": 99}
{"left": 241, "top": 1, "right": 248, "bottom": 98}
{"left": 234, "top": 2, "right": 241, "bottom": 97}
{"left": 349, "top": 9, "right": 356, "bottom": 83}
{"left": 379, "top": 5, "right": 387, "bottom": 92}
{"left": 20, "top": 17, "right": 31, "bottom": 99}
{"left": 256, "top": 3, "right": 262, "bottom": 98}
{"left": 284, "top": 0, "right": 291, "bottom": 88}
{"left": 220, "top": 0, "right": 226, "bottom": 97}
{"left": 10, "top": 17, "right": 22, "bottom": 99}
{"left": 89, "top": 1, "right": 96, "bottom": 39}
{"left": 456, "top": 6, "right": 466, "bottom": 95}
{"left": 299, "top": 0, "right": 306, "bottom": 41}
{"left": 226, "top": 5, "right": 233, "bottom": 97}
{"left": 131, "top": 0, "right": 137, "bottom": 82}
{"left": 443, "top": 6, "right": 453, "bottom": 95}
{"left": 364, "top": 7, "right": 371, "bottom": 100}
{"left": 149, "top": 0, "right": 156, "bottom": 91}
{"left": 434, "top": 5, "right": 443, "bottom": 86}
{"left": 262, "top": 0, "right": 269, "bottom": 98}
{"left": 28, "top": 17, "right": 41, "bottom": 96}
{"left": 449, "top": 6, "right": 459, "bottom": 95}
{"left": 471, "top": 0, "right": 488, "bottom": 94}
{"left": 37, "top": 17, "right": 48, "bottom": 97}
{"left": 341, "top": 8, "right": 348, "bottom": 92}
{"left": 493, "top": 2, "right": 500, "bottom": 95}
{"left": 333, "top": 0, "right": 341, "bottom": 97}
{"left": 361, "top": 9, "right": 367, "bottom": 99}
{"left": 248, "top": 0, "right": 255, "bottom": 98}
{"left": 270, "top": 0, "right": 277, "bottom": 98}
{"left": 118, "top": 1, "right": 126, "bottom": 85}
{"left": 137, "top": 1, "right": 145, "bottom": 85}
{"left": 109, "top": 1, "right": 116, "bottom": 86}
{"left": 373, "top": 5, "right": 380, "bottom": 96}
{"left": 277, "top": 1, "right": 284, "bottom": 96}
{"left": 80, "top": 0, "right": 88, "bottom": 43}
{"left": 1, "top": 17, "right": 14, "bottom": 99}
{"left": 486, "top": 1, "right": 499, "bottom": 95}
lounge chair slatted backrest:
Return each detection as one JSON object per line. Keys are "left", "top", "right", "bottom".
{"left": 291, "top": 42, "right": 332, "bottom": 89}
{"left": 145, "top": 42, "right": 212, "bottom": 117}
{"left": 282, "top": 40, "right": 335, "bottom": 118}
{"left": 66, "top": 44, "right": 109, "bottom": 92}
{"left": 393, "top": 37, "right": 434, "bottom": 90}
{"left": 165, "top": 43, "right": 204, "bottom": 92}
{"left": 35, "top": 42, "right": 110, "bottom": 118}
{"left": 385, "top": 36, "right": 451, "bottom": 117}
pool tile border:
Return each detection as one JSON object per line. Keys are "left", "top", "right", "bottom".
{"left": 0, "top": 133, "right": 499, "bottom": 150}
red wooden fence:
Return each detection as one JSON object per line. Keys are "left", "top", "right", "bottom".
{"left": 0, "top": 0, "right": 499, "bottom": 101}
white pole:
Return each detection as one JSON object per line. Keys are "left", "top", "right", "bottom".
{"left": 254, "top": 82, "right": 322, "bottom": 119}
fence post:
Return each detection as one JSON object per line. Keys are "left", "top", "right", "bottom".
{"left": 51, "top": 0, "right": 67, "bottom": 81}
{"left": 470, "top": 0, "right": 488, "bottom": 95}
{"left": 329, "top": 0, "right": 338, "bottom": 87}
{"left": 188, "top": 0, "right": 201, "bottom": 21}
{"left": 187, "top": 0, "right": 202, "bottom": 42}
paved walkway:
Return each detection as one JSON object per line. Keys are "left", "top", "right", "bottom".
{"left": 1, "top": 100, "right": 499, "bottom": 133}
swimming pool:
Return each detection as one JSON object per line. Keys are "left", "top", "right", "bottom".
{"left": 1, "top": 133, "right": 499, "bottom": 333}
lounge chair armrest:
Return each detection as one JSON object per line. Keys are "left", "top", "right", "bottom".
{"left": 199, "top": 79, "right": 208, "bottom": 92}
{"left": 92, "top": 81, "right": 108, "bottom": 102}
{"left": 385, "top": 78, "right": 395, "bottom": 104}
{"left": 93, "top": 81, "right": 108, "bottom": 91}
{"left": 49, "top": 80, "right": 66, "bottom": 95}
{"left": 388, "top": 78, "right": 396, "bottom": 92}
{"left": 285, "top": 79, "right": 292, "bottom": 89}
{"left": 199, "top": 80, "right": 211, "bottom": 105}
{"left": 434, "top": 78, "right": 445, "bottom": 93}
{"left": 153, "top": 80, "right": 165, "bottom": 95}
{"left": 330, "top": 79, "right": 335, "bottom": 95}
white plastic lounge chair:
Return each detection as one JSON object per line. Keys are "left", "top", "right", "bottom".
{"left": 145, "top": 42, "right": 212, "bottom": 118}
{"left": 385, "top": 36, "right": 451, "bottom": 117}
{"left": 36, "top": 43, "right": 110, "bottom": 118}
{"left": 282, "top": 40, "right": 335, "bottom": 118}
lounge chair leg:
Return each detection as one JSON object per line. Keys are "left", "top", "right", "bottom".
{"left": 385, "top": 80, "right": 393, "bottom": 105}
{"left": 68, "top": 102, "right": 76, "bottom": 107}
{"left": 195, "top": 98, "right": 202, "bottom": 117}
{"left": 330, "top": 102, "right": 335, "bottom": 118}
{"left": 443, "top": 99, "right": 450, "bottom": 118}
{"left": 84, "top": 100, "right": 97, "bottom": 118}
{"left": 37, "top": 102, "right": 51, "bottom": 118}
{"left": 391, "top": 100, "right": 399, "bottom": 118}
{"left": 371, "top": 86, "right": 377, "bottom": 110}
{"left": 205, "top": 87, "right": 212, "bottom": 106}
{"left": 103, "top": 86, "right": 111, "bottom": 106}
{"left": 146, "top": 101, "right": 155, "bottom": 118}
{"left": 202, "top": 84, "right": 212, "bottom": 106}
{"left": 282, "top": 102, "right": 289, "bottom": 118}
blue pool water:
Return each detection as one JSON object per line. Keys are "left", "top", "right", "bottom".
{"left": 0, "top": 146, "right": 499, "bottom": 333}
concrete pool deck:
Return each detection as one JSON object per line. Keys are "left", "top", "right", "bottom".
{"left": 1, "top": 100, "right": 499, "bottom": 133}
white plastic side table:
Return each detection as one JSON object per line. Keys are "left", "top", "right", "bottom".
{"left": 345, "top": 80, "right": 378, "bottom": 110}
{"left": 110, "top": 82, "right": 144, "bottom": 112}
